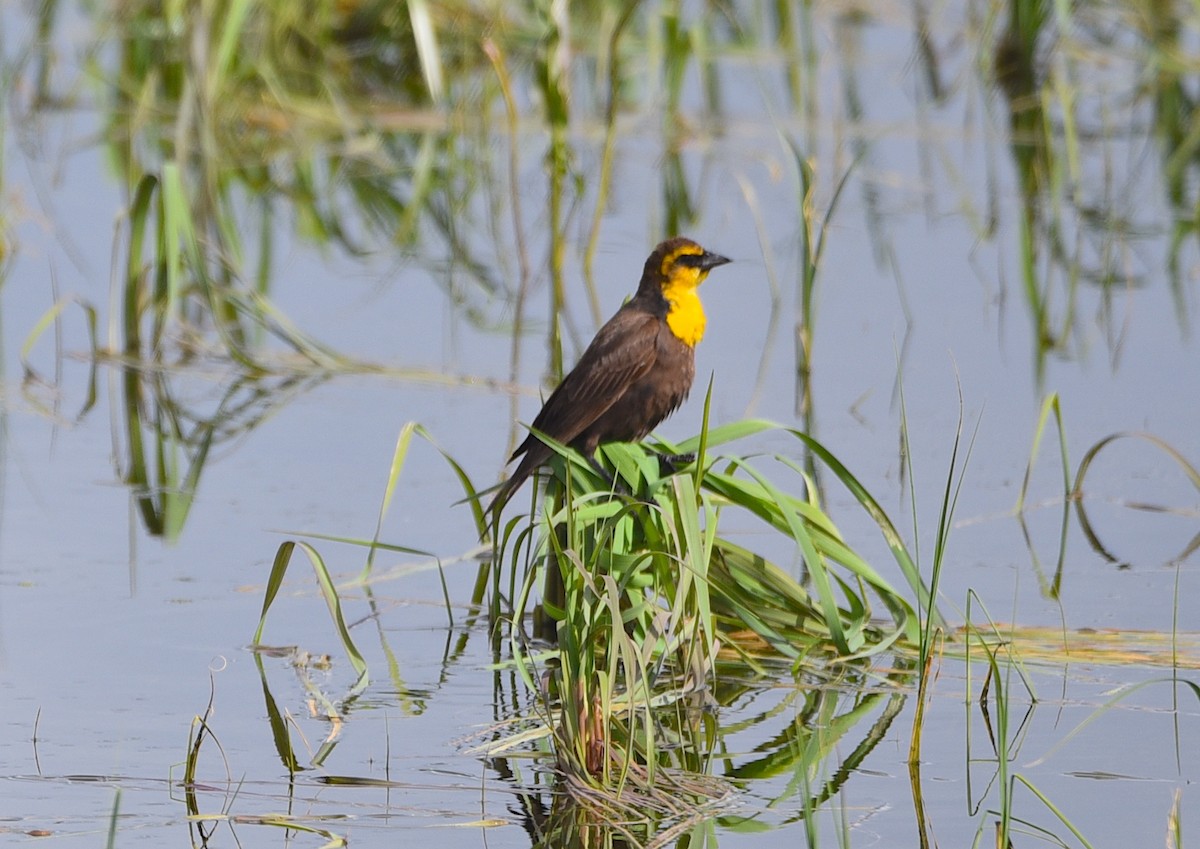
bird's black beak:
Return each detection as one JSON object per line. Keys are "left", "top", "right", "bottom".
{"left": 699, "top": 251, "right": 731, "bottom": 271}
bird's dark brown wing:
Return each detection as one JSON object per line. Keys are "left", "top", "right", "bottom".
{"left": 487, "top": 308, "right": 661, "bottom": 520}
{"left": 519, "top": 307, "right": 661, "bottom": 454}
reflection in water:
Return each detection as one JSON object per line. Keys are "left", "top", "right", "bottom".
{"left": 94, "top": 1, "right": 510, "bottom": 368}
{"left": 8, "top": 1, "right": 1191, "bottom": 394}
{"left": 725, "top": 669, "right": 909, "bottom": 820}
{"left": 1071, "top": 431, "right": 1200, "bottom": 570}
{"left": 964, "top": 628, "right": 1040, "bottom": 849}
{"left": 477, "top": 653, "right": 911, "bottom": 847}
{"left": 986, "top": 5, "right": 1192, "bottom": 379}
{"left": 993, "top": 1, "right": 1063, "bottom": 376}
{"left": 1145, "top": 3, "right": 1200, "bottom": 323}
{"left": 116, "top": 364, "right": 324, "bottom": 541}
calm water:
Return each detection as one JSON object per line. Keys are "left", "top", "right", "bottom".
{"left": 1, "top": 2, "right": 1198, "bottom": 846}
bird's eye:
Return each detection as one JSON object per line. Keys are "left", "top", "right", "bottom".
{"left": 674, "top": 253, "right": 705, "bottom": 269}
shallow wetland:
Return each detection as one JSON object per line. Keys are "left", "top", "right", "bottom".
{"left": 0, "top": 1, "right": 1198, "bottom": 847}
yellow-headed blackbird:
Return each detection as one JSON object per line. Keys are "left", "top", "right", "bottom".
{"left": 488, "top": 236, "right": 731, "bottom": 517}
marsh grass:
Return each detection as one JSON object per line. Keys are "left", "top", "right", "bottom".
{"left": 1017, "top": 393, "right": 1072, "bottom": 599}
{"left": 962, "top": 594, "right": 1105, "bottom": 849}
{"left": 481, "top": 395, "right": 935, "bottom": 795}
{"left": 235, "top": 402, "right": 988, "bottom": 813}
{"left": 250, "top": 540, "right": 368, "bottom": 768}
{"left": 905, "top": 379, "right": 977, "bottom": 762}
{"left": 790, "top": 144, "right": 856, "bottom": 427}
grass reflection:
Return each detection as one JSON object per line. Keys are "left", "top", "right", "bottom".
{"left": 10, "top": 0, "right": 1193, "bottom": 389}
{"left": 116, "top": 363, "right": 324, "bottom": 540}
{"left": 98, "top": 0, "right": 509, "bottom": 365}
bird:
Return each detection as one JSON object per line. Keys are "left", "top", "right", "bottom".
{"left": 487, "top": 236, "right": 731, "bottom": 519}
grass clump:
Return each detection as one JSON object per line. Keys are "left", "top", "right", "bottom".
{"left": 487, "top": 412, "right": 934, "bottom": 796}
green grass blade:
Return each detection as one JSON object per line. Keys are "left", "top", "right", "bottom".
{"left": 363, "top": 422, "right": 418, "bottom": 580}
{"left": 254, "top": 541, "right": 295, "bottom": 645}
{"left": 254, "top": 540, "right": 368, "bottom": 689}
{"left": 1017, "top": 392, "right": 1071, "bottom": 513}
{"left": 299, "top": 541, "right": 368, "bottom": 688}
{"left": 718, "top": 456, "right": 848, "bottom": 653}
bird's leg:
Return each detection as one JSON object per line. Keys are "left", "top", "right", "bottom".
{"left": 587, "top": 454, "right": 614, "bottom": 484}
{"left": 657, "top": 452, "right": 696, "bottom": 476}
{"left": 586, "top": 452, "right": 633, "bottom": 495}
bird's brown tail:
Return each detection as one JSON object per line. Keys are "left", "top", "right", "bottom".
{"left": 484, "top": 446, "right": 547, "bottom": 523}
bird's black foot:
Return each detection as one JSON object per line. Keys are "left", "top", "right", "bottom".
{"left": 657, "top": 452, "right": 696, "bottom": 476}
{"left": 586, "top": 455, "right": 631, "bottom": 494}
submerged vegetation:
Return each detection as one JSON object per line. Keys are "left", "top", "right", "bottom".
{"left": 3, "top": 0, "right": 1200, "bottom": 847}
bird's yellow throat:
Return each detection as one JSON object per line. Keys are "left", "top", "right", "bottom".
{"left": 662, "top": 271, "right": 708, "bottom": 347}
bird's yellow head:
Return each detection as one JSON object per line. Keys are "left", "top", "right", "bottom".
{"left": 641, "top": 237, "right": 731, "bottom": 347}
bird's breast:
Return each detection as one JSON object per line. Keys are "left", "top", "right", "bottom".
{"left": 664, "top": 288, "right": 706, "bottom": 347}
